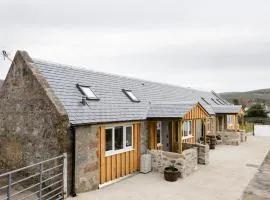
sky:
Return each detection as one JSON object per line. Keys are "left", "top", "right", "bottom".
{"left": 0, "top": 0, "right": 270, "bottom": 92}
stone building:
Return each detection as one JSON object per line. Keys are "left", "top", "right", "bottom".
{"left": 0, "top": 50, "right": 242, "bottom": 195}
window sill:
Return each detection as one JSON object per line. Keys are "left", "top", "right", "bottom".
{"left": 182, "top": 135, "right": 193, "bottom": 140}
{"left": 105, "top": 147, "right": 134, "bottom": 157}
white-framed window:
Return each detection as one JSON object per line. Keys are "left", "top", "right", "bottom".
{"left": 105, "top": 125, "right": 133, "bottom": 157}
{"left": 182, "top": 121, "right": 192, "bottom": 138}
{"left": 156, "top": 121, "right": 162, "bottom": 144}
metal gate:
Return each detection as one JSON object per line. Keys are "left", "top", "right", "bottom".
{"left": 0, "top": 153, "right": 67, "bottom": 200}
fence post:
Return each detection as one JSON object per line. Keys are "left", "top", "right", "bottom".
{"left": 63, "top": 153, "right": 68, "bottom": 198}
{"left": 39, "top": 163, "right": 43, "bottom": 200}
{"left": 7, "top": 174, "right": 11, "bottom": 200}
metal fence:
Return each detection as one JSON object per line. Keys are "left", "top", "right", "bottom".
{"left": 0, "top": 153, "right": 67, "bottom": 200}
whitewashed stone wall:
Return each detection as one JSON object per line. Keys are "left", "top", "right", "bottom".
{"left": 148, "top": 148, "right": 198, "bottom": 178}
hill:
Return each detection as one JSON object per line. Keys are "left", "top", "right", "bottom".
{"left": 220, "top": 89, "right": 270, "bottom": 106}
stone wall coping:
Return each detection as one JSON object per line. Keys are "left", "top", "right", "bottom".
{"left": 148, "top": 148, "right": 198, "bottom": 160}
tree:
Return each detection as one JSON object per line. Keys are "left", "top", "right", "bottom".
{"left": 232, "top": 98, "right": 239, "bottom": 105}
{"left": 245, "top": 104, "right": 268, "bottom": 118}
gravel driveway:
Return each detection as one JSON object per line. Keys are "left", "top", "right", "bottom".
{"left": 70, "top": 136, "right": 270, "bottom": 200}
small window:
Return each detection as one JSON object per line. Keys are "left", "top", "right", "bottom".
{"left": 122, "top": 89, "right": 140, "bottom": 102}
{"left": 156, "top": 121, "right": 162, "bottom": 144}
{"left": 105, "top": 125, "right": 133, "bottom": 156}
{"left": 182, "top": 121, "right": 192, "bottom": 138}
{"left": 105, "top": 128, "right": 113, "bottom": 151}
{"left": 126, "top": 126, "right": 133, "bottom": 147}
{"left": 201, "top": 97, "right": 210, "bottom": 105}
{"left": 77, "top": 84, "right": 98, "bottom": 100}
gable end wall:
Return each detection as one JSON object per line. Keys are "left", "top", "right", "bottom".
{"left": 0, "top": 51, "right": 72, "bottom": 192}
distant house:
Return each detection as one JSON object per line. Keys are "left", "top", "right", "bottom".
{"left": 0, "top": 80, "right": 3, "bottom": 88}
{"left": 0, "top": 51, "right": 242, "bottom": 195}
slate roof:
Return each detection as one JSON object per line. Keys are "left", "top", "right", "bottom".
{"left": 212, "top": 105, "right": 242, "bottom": 114}
{"left": 147, "top": 102, "right": 195, "bottom": 118}
{"left": 30, "top": 58, "right": 240, "bottom": 125}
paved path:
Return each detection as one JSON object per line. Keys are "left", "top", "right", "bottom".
{"left": 70, "top": 136, "right": 270, "bottom": 200}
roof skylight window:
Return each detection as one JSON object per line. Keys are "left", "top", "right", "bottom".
{"left": 211, "top": 98, "right": 219, "bottom": 105}
{"left": 77, "top": 84, "right": 99, "bottom": 100}
{"left": 216, "top": 99, "right": 225, "bottom": 105}
{"left": 201, "top": 97, "right": 210, "bottom": 105}
{"left": 122, "top": 89, "right": 140, "bottom": 102}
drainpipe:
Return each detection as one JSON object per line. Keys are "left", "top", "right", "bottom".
{"left": 70, "top": 125, "right": 77, "bottom": 197}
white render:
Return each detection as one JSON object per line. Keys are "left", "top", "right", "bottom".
{"left": 254, "top": 124, "right": 270, "bottom": 136}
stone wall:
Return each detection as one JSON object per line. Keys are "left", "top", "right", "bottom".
{"left": 0, "top": 51, "right": 71, "bottom": 191}
{"left": 217, "top": 131, "right": 245, "bottom": 145}
{"left": 148, "top": 148, "right": 198, "bottom": 178}
{"left": 183, "top": 143, "right": 209, "bottom": 165}
{"left": 197, "top": 144, "right": 209, "bottom": 165}
{"left": 240, "top": 132, "right": 248, "bottom": 143}
{"left": 242, "top": 150, "right": 270, "bottom": 200}
{"left": 75, "top": 125, "right": 99, "bottom": 193}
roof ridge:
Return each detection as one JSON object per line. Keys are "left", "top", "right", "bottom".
{"left": 32, "top": 58, "right": 209, "bottom": 93}
{"left": 150, "top": 101, "right": 196, "bottom": 105}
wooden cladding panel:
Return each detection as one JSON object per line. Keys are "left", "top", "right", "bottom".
{"left": 106, "top": 157, "right": 112, "bottom": 182}
{"left": 99, "top": 127, "right": 106, "bottom": 184}
{"left": 193, "top": 119, "right": 196, "bottom": 143}
{"left": 183, "top": 103, "right": 209, "bottom": 120}
{"left": 116, "top": 154, "right": 121, "bottom": 178}
{"left": 148, "top": 121, "right": 157, "bottom": 150}
{"left": 125, "top": 152, "right": 129, "bottom": 175}
{"left": 136, "top": 123, "right": 141, "bottom": 170}
{"left": 178, "top": 120, "right": 182, "bottom": 153}
{"left": 130, "top": 151, "right": 134, "bottom": 173}
{"left": 133, "top": 124, "right": 138, "bottom": 171}
{"left": 99, "top": 123, "right": 141, "bottom": 184}
{"left": 121, "top": 153, "right": 126, "bottom": 176}
{"left": 111, "top": 155, "right": 116, "bottom": 180}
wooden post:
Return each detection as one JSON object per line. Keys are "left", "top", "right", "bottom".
{"left": 63, "top": 153, "right": 68, "bottom": 198}
{"left": 171, "top": 121, "right": 174, "bottom": 152}
{"left": 204, "top": 119, "right": 207, "bottom": 144}
{"left": 178, "top": 120, "right": 182, "bottom": 154}
{"left": 234, "top": 114, "right": 237, "bottom": 132}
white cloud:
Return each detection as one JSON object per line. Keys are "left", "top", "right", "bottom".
{"left": 0, "top": 0, "right": 270, "bottom": 92}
